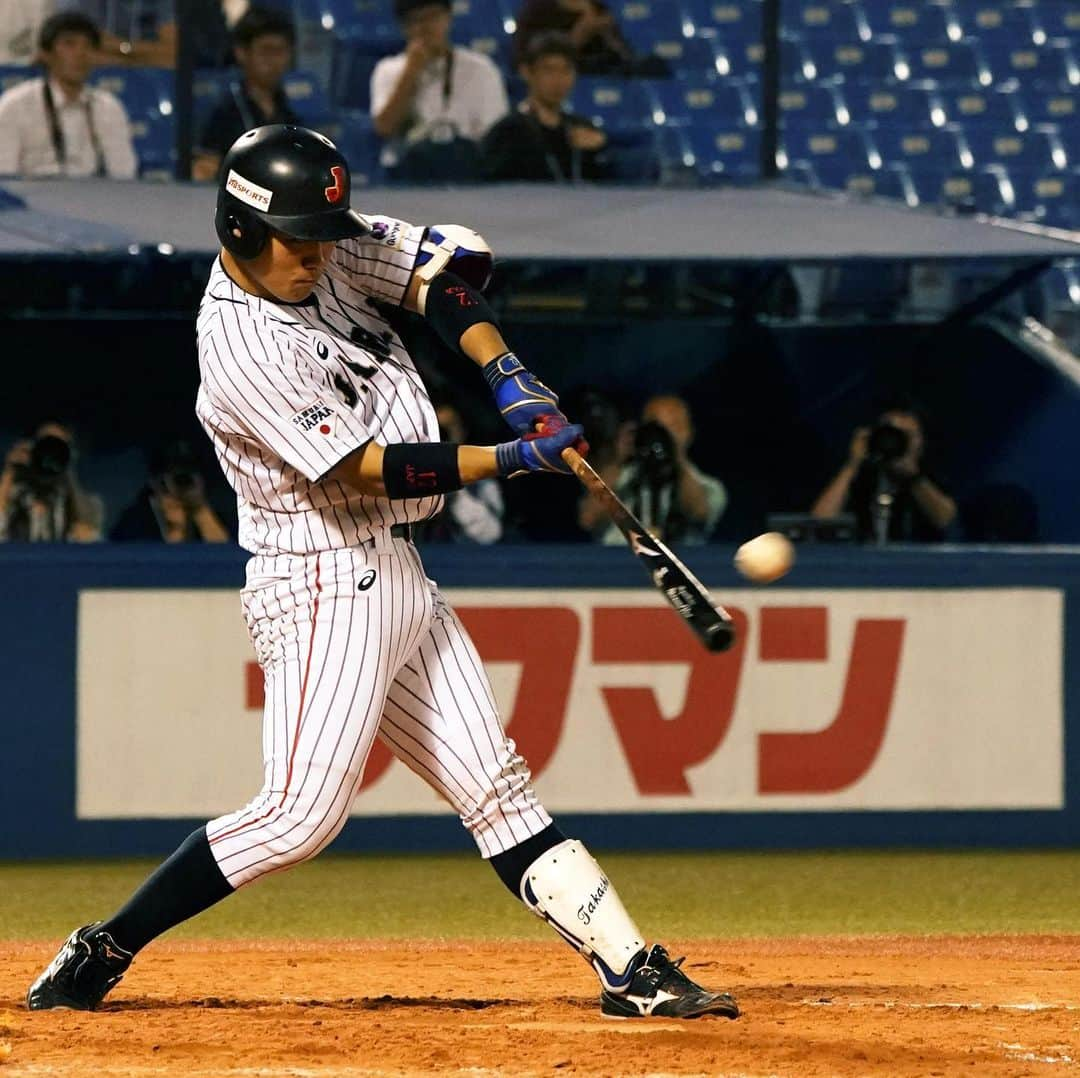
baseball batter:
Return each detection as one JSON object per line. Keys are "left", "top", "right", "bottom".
{"left": 27, "top": 125, "right": 738, "bottom": 1022}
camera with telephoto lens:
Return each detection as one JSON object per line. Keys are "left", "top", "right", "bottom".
{"left": 633, "top": 420, "right": 678, "bottom": 488}
{"left": 11, "top": 434, "right": 71, "bottom": 494}
{"left": 867, "top": 421, "right": 909, "bottom": 464}
{"left": 152, "top": 442, "right": 200, "bottom": 499}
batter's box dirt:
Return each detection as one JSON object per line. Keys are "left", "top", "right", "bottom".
{"left": 3, "top": 937, "right": 1080, "bottom": 1076}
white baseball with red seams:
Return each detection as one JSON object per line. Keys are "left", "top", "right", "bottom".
{"left": 196, "top": 215, "right": 551, "bottom": 887}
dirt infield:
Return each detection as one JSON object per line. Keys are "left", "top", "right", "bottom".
{"left": 3, "top": 936, "right": 1079, "bottom": 1076}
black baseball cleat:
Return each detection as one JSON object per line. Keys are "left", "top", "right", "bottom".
{"left": 26, "top": 923, "right": 132, "bottom": 1011}
{"left": 599, "top": 944, "right": 740, "bottom": 1020}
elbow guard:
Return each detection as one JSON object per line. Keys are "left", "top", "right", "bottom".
{"left": 423, "top": 270, "right": 501, "bottom": 353}
{"left": 414, "top": 224, "right": 493, "bottom": 311}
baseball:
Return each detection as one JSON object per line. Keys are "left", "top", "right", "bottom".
{"left": 734, "top": 532, "right": 795, "bottom": 584}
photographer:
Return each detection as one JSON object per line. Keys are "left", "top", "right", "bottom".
{"left": 586, "top": 394, "right": 727, "bottom": 546}
{"left": 0, "top": 423, "right": 103, "bottom": 542}
{"left": 811, "top": 407, "right": 956, "bottom": 543}
{"left": 110, "top": 441, "right": 230, "bottom": 543}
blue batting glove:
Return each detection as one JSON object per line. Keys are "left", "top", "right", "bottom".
{"left": 495, "top": 423, "right": 587, "bottom": 478}
{"left": 483, "top": 352, "right": 568, "bottom": 435}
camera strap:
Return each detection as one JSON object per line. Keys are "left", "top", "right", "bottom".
{"left": 43, "top": 80, "right": 106, "bottom": 177}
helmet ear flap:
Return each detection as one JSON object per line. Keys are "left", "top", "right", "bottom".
{"left": 215, "top": 197, "right": 269, "bottom": 260}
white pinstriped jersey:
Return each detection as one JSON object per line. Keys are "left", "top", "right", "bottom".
{"left": 196, "top": 215, "right": 442, "bottom": 556}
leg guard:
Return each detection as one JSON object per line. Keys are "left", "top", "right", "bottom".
{"left": 520, "top": 839, "right": 645, "bottom": 992}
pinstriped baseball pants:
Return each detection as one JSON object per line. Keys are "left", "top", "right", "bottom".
{"left": 206, "top": 539, "right": 552, "bottom": 889}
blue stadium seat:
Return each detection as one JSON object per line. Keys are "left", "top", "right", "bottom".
{"left": 452, "top": 11, "right": 510, "bottom": 70}
{"left": 962, "top": 124, "right": 1068, "bottom": 172}
{"left": 1025, "top": 87, "right": 1077, "bottom": 126}
{"left": 680, "top": 0, "right": 761, "bottom": 40}
{"left": 569, "top": 78, "right": 653, "bottom": 133}
{"left": 129, "top": 113, "right": 175, "bottom": 180}
{"left": 649, "top": 78, "right": 757, "bottom": 127}
{"left": 780, "top": 36, "right": 820, "bottom": 80}
{"left": 781, "top": 122, "right": 875, "bottom": 187}
{"left": 941, "top": 86, "right": 1024, "bottom": 132}
{"left": 0, "top": 65, "right": 31, "bottom": 95}
{"left": 192, "top": 69, "right": 231, "bottom": 127}
{"left": 861, "top": 3, "right": 962, "bottom": 45}
{"left": 614, "top": 1, "right": 687, "bottom": 53}
{"left": 283, "top": 70, "right": 333, "bottom": 123}
{"left": 314, "top": 0, "right": 399, "bottom": 37}
{"left": 90, "top": 66, "right": 174, "bottom": 120}
{"left": 982, "top": 40, "right": 1080, "bottom": 88}
{"left": 331, "top": 111, "right": 382, "bottom": 186}
{"left": 845, "top": 162, "right": 918, "bottom": 204}
{"left": 332, "top": 33, "right": 401, "bottom": 110}
{"left": 712, "top": 34, "right": 763, "bottom": 78}
{"left": 1010, "top": 170, "right": 1078, "bottom": 229}
{"left": 779, "top": 83, "right": 844, "bottom": 125}
{"left": 685, "top": 122, "right": 760, "bottom": 180}
{"left": 812, "top": 37, "right": 904, "bottom": 82}
{"left": 938, "top": 164, "right": 1015, "bottom": 214}
{"left": 872, "top": 124, "right": 968, "bottom": 171}
{"left": 903, "top": 39, "right": 990, "bottom": 85}
{"left": 842, "top": 81, "right": 942, "bottom": 128}
{"left": 1041, "top": 6, "right": 1080, "bottom": 43}
{"left": 952, "top": 2, "right": 1038, "bottom": 45}
{"left": 783, "top": 1, "right": 867, "bottom": 43}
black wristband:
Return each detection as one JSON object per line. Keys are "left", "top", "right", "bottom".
{"left": 382, "top": 442, "right": 463, "bottom": 499}
{"left": 423, "top": 270, "right": 500, "bottom": 352}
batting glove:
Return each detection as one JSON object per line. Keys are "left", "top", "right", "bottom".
{"left": 496, "top": 423, "right": 587, "bottom": 478}
{"left": 483, "top": 352, "right": 568, "bottom": 435}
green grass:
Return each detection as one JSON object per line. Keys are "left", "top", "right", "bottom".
{"left": 2, "top": 851, "right": 1080, "bottom": 942}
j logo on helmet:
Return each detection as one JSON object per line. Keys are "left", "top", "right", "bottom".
{"left": 325, "top": 166, "right": 345, "bottom": 204}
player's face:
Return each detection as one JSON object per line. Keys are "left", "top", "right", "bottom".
{"left": 42, "top": 31, "right": 95, "bottom": 90}
{"left": 251, "top": 233, "right": 336, "bottom": 303}
{"left": 236, "top": 33, "right": 293, "bottom": 90}
{"left": 524, "top": 55, "right": 576, "bottom": 109}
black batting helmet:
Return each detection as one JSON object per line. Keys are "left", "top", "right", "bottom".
{"left": 215, "top": 124, "right": 371, "bottom": 260}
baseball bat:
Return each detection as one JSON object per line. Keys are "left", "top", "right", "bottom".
{"left": 562, "top": 446, "right": 737, "bottom": 652}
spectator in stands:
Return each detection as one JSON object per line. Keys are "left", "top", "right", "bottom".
{"left": 810, "top": 405, "right": 957, "bottom": 543}
{"left": 0, "top": 423, "right": 104, "bottom": 542}
{"left": 1, "top": 0, "right": 49, "bottom": 64}
{"left": 110, "top": 441, "right": 230, "bottom": 543}
{"left": 513, "top": 0, "right": 654, "bottom": 76}
{"left": 480, "top": 32, "right": 610, "bottom": 183}
{"left": 371, "top": 0, "right": 508, "bottom": 183}
{"left": 417, "top": 400, "right": 505, "bottom": 544}
{"left": 582, "top": 393, "right": 727, "bottom": 545}
{"left": 193, "top": 7, "right": 300, "bottom": 182}
{"left": 0, "top": 12, "right": 137, "bottom": 178}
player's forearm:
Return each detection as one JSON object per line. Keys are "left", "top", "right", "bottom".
{"left": 459, "top": 322, "right": 513, "bottom": 367}
{"left": 811, "top": 464, "right": 857, "bottom": 518}
{"left": 328, "top": 440, "right": 499, "bottom": 498}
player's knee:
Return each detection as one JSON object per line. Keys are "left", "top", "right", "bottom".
{"left": 257, "top": 808, "right": 349, "bottom": 873}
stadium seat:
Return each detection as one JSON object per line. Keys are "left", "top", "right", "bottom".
{"left": 90, "top": 66, "right": 174, "bottom": 121}
{"left": 954, "top": 2, "right": 1044, "bottom": 44}
{"left": 1025, "top": 87, "right": 1077, "bottom": 127}
{"left": 684, "top": 122, "right": 760, "bottom": 180}
{"left": 861, "top": 3, "right": 962, "bottom": 45}
{"left": 569, "top": 78, "right": 653, "bottom": 133}
{"left": 192, "top": 69, "right": 231, "bottom": 126}
{"left": 783, "top": 1, "right": 868, "bottom": 43}
{"left": 1041, "top": 6, "right": 1080, "bottom": 43}
{"left": 903, "top": 39, "right": 990, "bottom": 85}
{"left": 779, "top": 83, "right": 844, "bottom": 126}
{"left": 332, "top": 33, "right": 401, "bottom": 110}
{"left": 331, "top": 110, "right": 382, "bottom": 186}
{"left": 452, "top": 11, "right": 510, "bottom": 70}
{"left": 649, "top": 78, "right": 757, "bottom": 127}
{"left": 872, "top": 124, "right": 968, "bottom": 172}
{"left": 842, "top": 162, "right": 918, "bottom": 205}
{"left": 939, "top": 164, "right": 1016, "bottom": 215}
{"left": 712, "top": 35, "right": 762, "bottom": 78}
{"left": 1011, "top": 170, "right": 1078, "bottom": 229}
{"left": 129, "top": 113, "right": 175, "bottom": 180}
{"left": 0, "top": 65, "right": 31, "bottom": 95}
{"left": 842, "top": 82, "right": 942, "bottom": 129}
{"left": 780, "top": 122, "right": 875, "bottom": 188}
{"left": 680, "top": 0, "right": 761, "bottom": 40}
{"left": 812, "top": 37, "right": 905, "bottom": 82}
{"left": 283, "top": 70, "right": 334, "bottom": 123}
{"left": 614, "top": 1, "right": 687, "bottom": 53}
{"left": 942, "top": 86, "right": 1024, "bottom": 132}
{"left": 962, "top": 124, "right": 1068, "bottom": 172}
{"left": 313, "top": 0, "right": 399, "bottom": 37}
{"left": 982, "top": 40, "right": 1080, "bottom": 87}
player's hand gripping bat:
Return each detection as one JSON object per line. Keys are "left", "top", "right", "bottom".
{"left": 561, "top": 445, "right": 737, "bottom": 653}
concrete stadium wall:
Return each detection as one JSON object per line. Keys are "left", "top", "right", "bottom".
{"left": 1, "top": 544, "right": 1076, "bottom": 858}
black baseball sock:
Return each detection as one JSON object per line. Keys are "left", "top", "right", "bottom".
{"left": 98, "top": 826, "right": 234, "bottom": 955}
{"left": 489, "top": 823, "right": 567, "bottom": 897}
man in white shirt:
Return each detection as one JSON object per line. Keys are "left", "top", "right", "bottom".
{"left": 370, "top": 0, "right": 507, "bottom": 182}
{"left": 0, "top": 11, "right": 137, "bottom": 178}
